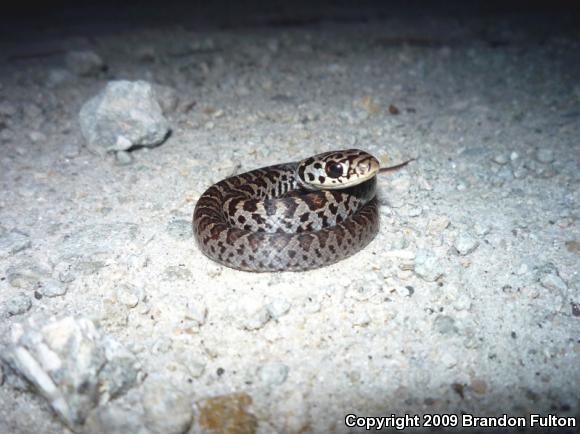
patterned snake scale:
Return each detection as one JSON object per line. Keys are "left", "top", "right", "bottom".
{"left": 193, "top": 149, "right": 386, "bottom": 272}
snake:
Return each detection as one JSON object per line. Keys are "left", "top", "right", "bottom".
{"left": 193, "top": 149, "right": 412, "bottom": 272}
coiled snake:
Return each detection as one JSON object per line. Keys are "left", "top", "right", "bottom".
{"left": 193, "top": 149, "right": 412, "bottom": 272}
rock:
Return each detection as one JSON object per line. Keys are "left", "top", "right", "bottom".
{"left": 6, "top": 261, "right": 51, "bottom": 290}
{"left": 414, "top": 249, "right": 444, "bottom": 282}
{"left": 176, "top": 352, "right": 206, "bottom": 379}
{"left": 257, "top": 362, "right": 289, "bottom": 386}
{"left": 142, "top": 376, "right": 194, "bottom": 434}
{"left": 1, "top": 293, "right": 32, "bottom": 318}
{"left": 115, "top": 284, "right": 141, "bottom": 308}
{"left": 492, "top": 154, "right": 509, "bottom": 165}
{"left": 28, "top": 131, "right": 46, "bottom": 143}
{"left": 433, "top": 315, "right": 458, "bottom": 335}
{"left": 351, "top": 308, "right": 371, "bottom": 326}
{"left": 535, "top": 148, "right": 555, "bottom": 164}
{"left": 194, "top": 393, "right": 257, "bottom": 434}
{"left": 565, "top": 240, "right": 580, "bottom": 253}
{"left": 0, "top": 316, "right": 141, "bottom": 430}
{"left": 0, "top": 229, "right": 32, "bottom": 258}
{"left": 266, "top": 298, "right": 291, "bottom": 319}
{"left": 439, "top": 351, "right": 457, "bottom": 369}
{"left": 470, "top": 378, "right": 488, "bottom": 395}
{"left": 152, "top": 84, "right": 179, "bottom": 114}
{"left": 37, "top": 278, "right": 68, "bottom": 298}
{"left": 84, "top": 404, "right": 147, "bottom": 434}
{"left": 453, "top": 232, "right": 479, "bottom": 256}
{"left": 46, "top": 68, "right": 74, "bottom": 87}
{"left": 427, "top": 216, "right": 450, "bottom": 235}
{"left": 540, "top": 272, "right": 568, "bottom": 293}
{"left": 79, "top": 80, "right": 170, "bottom": 153}
{"left": 59, "top": 222, "right": 139, "bottom": 258}
{"left": 62, "top": 143, "right": 81, "bottom": 158}
{"left": 164, "top": 265, "right": 193, "bottom": 281}
{"left": 114, "top": 150, "right": 133, "bottom": 165}
{"left": 65, "top": 50, "right": 105, "bottom": 76}
{"left": 136, "top": 46, "right": 157, "bottom": 62}
{"left": 234, "top": 298, "right": 270, "bottom": 330}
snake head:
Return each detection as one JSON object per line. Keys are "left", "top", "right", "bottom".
{"left": 297, "top": 149, "right": 380, "bottom": 190}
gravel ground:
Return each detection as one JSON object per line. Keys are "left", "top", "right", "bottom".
{"left": 0, "top": 7, "right": 579, "bottom": 434}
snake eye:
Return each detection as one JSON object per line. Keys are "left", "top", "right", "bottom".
{"left": 325, "top": 162, "right": 343, "bottom": 178}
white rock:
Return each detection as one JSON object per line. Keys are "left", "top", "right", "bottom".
{"left": 535, "top": 148, "right": 555, "bottom": 164}
{"left": 38, "top": 279, "right": 68, "bottom": 298}
{"left": 115, "top": 285, "right": 141, "bottom": 308}
{"left": 427, "top": 216, "right": 450, "bottom": 234}
{"left": 414, "top": 249, "right": 444, "bottom": 282}
{"left": 492, "top": 154, "right": 509, "bottom": 165}
{"left": 257, "top": 362, "right": 289, "bottom": 386}
{"left": 142, "top": 376, "right": 194, "bottom": 434}
{"left": 79, "top": 80, "right": 170, "bottom": 153}
{"left": 267, "top": 298, "right": 291, "bottom": 319}
{"left": 454, "top": 232, "right": 479, "bottom": 256}
{"left": 0, "top": 316, "right": 140, "bottom": 430}
{"left": 540, "top": 273, "right": 568, "bottom": 293}
{"left": 1, "top": 293, "right": 32, "bottom": 318}
{"left": 84, "top": 405, "right": 147, "bottom": 434}
{"left": 234, "top": 297, "right": 271, "bottom": 330}
{"left": 0, "top": 229, "right": 32, "bottom": 258}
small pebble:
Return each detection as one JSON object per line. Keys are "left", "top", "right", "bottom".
{"left": 152, "top": 337, "right": 173, "bottom": 354}
{"left": 388, "top": 104, "right": 400, "bottom": 115}
{"left": 62, "top": 143, "right": 81, "bottom": 158}
{"left": 427, "top": 216, "right": 450, "bottom": 234}
{"left": 266, "top": 298, "right": 291, "bottom": 319}
{"left": 351, "top": 309, "right": 371, "bottom": 326}
{"left": 535, "top": 148, "right": 555, "bottom": 164}
{"left": 6, "top": 261, "right": 51, "bottom": 289}
{"left": 257, "top": 362, "right": 289, "bottom": 386}
{"left": 195, "top": 393, "right": 257, "bottom": 434}
{"left": 405, "top": 206, "right": 423, "bottom": 217}
{"left": 116, "top": 285, "right": 141, "bottom": 308}
{"left": 0, "top": 229, "right": 32, "bottom": 258}
{"left": 65, "top": 50, "right": 105, "bottom": 76}
{"left": 142, "top": 376, "right": 194, "bottom": 434}
{"left": 516, "top": 263, "right": 529, "bottom": 276}
{"left": 38, "top": 278, "right": 68, "bottom": 298}
{"left": 454, "top": 232, "right": 479, "bottom": 256}
{"left": 471, "top": 378, "right": 488, "bottom": 395}
{"left": 234, "top": 298, "right": 271, "bottom": 330}
{"left": 414, "top": 249, "right": 444, "bottom": 282}
{"left": 540, "top": 273, "right": 568, "bottom": 293}
{"left": 184, "top": 300, "right": 208, "bottom": 326}
{"left": 28, "top": 131, "right": 46, "bottom": 143}
{"left": 153, "top": 84, "right": 179, "bottom": 114}
{"left": 440, "top": 352, "right": 457, "bottom": 369}
{"left": 433, "top": 315, "right": 458, "bottom": 335}
{"left": 46, "top": 68, "right": 74, "bottom": 87}
{"left": 1, "top": 293, "right": 32, "bottom": 317}
{"left": 492, "top": 154, "right": 509, "bottom": 165}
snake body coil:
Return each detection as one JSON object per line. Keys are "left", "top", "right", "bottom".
{"left": 193, "top": 149, "right": 381, "bottom": 272}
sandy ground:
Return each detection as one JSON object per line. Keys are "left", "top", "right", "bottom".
{"left": 0, "top": 8, "right": 579, "bottom": 434}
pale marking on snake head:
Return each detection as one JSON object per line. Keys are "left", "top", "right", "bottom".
{"left": 297, "top": 149, "right": 380, "bottom": 190}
